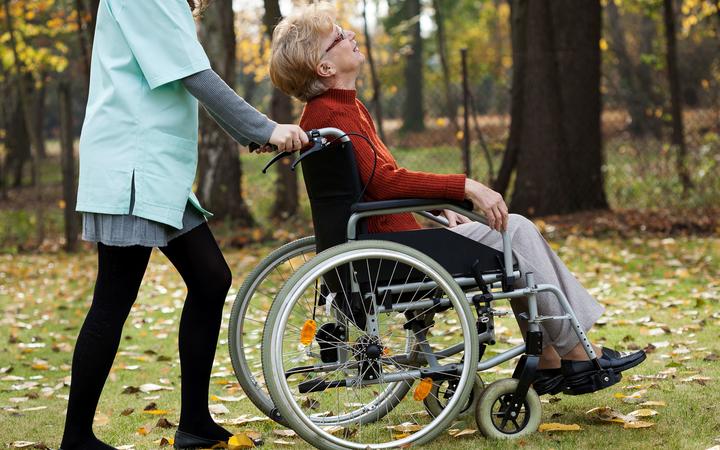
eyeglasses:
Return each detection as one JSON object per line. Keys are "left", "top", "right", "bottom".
{"left": 324, "top": 26, "right": 346, "bottom": 54}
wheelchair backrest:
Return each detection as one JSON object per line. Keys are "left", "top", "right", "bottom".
{"left": 300, "top": 140, "right": 366, "bottom": 254}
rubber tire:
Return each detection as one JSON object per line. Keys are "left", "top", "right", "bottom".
{"left": 228, "top": 236, "right": 315, "bottom": 425}
{"left": 424, "top": 374, "right": 484, "bottom": 419}
{"left": 475, "top": 378, "right": 542, "bottom": 440}
{"left": 263, "top": 240, "right": 479, "bottom": 450}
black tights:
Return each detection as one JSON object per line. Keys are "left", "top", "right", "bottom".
{"left": 60, "top": 224, "right": 233, "bottom": 449}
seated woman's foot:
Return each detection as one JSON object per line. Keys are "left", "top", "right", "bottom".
{"left": 560, "top": 348, "right": 646, "bottom": 395}
{"left": 174, "top": 422, "right": 233, "bottom": 450}
{"left": 532, "top": 368, "right": 564, "bottom": 396}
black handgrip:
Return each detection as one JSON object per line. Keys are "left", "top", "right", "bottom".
{"left": 259, "top": 130, "right": 330, "bottom": 173}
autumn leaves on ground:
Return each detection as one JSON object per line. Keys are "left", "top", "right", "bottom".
{"left": 0, "top": 232, "right": 718, "bottom": 450}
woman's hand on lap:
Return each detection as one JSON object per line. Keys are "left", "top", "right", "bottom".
{"left": 441, "top": 209, "right": 472, "bottom": 227}
{"left": 269, "top": 124, "right": 309, "bottom": 151}
{"left": 464, "top": 179, "right": 508, "bottom": 231}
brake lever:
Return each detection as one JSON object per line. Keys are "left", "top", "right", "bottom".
{"left": 261, "top": 151, "right": 294, "bottom": 174}
{"left": 290, "top": 136, "right": 327, "bottom": 171}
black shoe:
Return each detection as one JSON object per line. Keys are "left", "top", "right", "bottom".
{"left": 561, "top": 348, "right": 646, "bottom": 377}
{"left": 560, "top": 348, "right": 646, "bottom": 395}
{"left": 173, "top": 430, "right": 227, "bottom": 450}
{"left": 532, "top": 368, "right": 564, "bottom": 395}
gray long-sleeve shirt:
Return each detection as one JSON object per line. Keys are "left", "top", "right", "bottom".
{"left": 182, "top": 69, "right": 277, "bottom": 146}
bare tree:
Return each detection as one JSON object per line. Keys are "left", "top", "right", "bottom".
{"left": 264, "top": 0, "right": 299, "bottom": 219}
{"left": 401, "top": 0, "right": 425, "bottom": 132}
{"left": 493, "top": 0, "right": 527, "bottom": 196}
{"left": 501, "top": 0, "right": 607, "bottom": 216}
{"left": 3, "top": 0, "right": 45, "bottom": 245}
{"left": 431, "top": 0, "right": 458, "bottom": 130}
{"left": 59, "top": 80, "right": 79, "bottom": 251}
{"left": 197, "top": 0, "right": 255, "bottom": 225}
{"left": 663, "top": 0, "right": 692, "bottom": 193}
{"left": 362, "top": 0, "right": 386, "bottom": 141}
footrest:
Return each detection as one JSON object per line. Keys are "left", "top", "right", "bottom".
{"left": 563, "top": 369, "right": 622, "bottom": 396}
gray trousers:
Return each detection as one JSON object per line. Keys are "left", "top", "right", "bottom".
{"left": 449, "top": 214, "right": 604, "bottom": 356}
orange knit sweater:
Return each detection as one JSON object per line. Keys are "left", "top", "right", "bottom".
{"left": 299, "top": 89, "right": 466, "bottom": 233}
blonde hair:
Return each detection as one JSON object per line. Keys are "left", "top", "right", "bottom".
{"left": 269, "top": 2, "right": 336, "bottom": 102}
{"left": 187, "top": 0, "right": 211, "bottom": 16}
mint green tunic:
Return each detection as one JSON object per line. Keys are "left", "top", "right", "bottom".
{"left": 76, "top": 0, "right": 212, "bottom": 229}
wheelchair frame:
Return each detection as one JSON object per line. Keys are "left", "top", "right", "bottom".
{"left": 250, "top": 127, "right": 615, "bottom": 449}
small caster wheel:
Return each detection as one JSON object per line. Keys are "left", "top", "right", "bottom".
{"left": 475, "top": 378, "right": 541, "bottom": 439}
{"left": 423, "top": 374, "right": 484, "bottom": 418}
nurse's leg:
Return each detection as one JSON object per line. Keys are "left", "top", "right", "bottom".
{"left": 160, "top": 223, "right": 232, "bottom": 441}
{"left": 60, "top": 243, "right": 151, "bottom": 450}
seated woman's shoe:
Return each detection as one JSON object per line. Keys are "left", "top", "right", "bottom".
{"left": 173, "top": 430, "right": 228, "bottom": 450}
{"left": 560, "top": 348, "right": 646, "bottom": 395}
{"left": 532, "top": 368, "right": 565, "bottom": 395}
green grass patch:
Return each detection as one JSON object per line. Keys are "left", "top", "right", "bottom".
{"left": 0, "top": 236, "right": 718, "bottom": 449}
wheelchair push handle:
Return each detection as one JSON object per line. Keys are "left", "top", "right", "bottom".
{"left": 254, "top": 128, "right": 351, "bottom": 174}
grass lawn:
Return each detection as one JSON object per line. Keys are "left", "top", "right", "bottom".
{"left": 1, "top": 234, "right": 718, "bottom": 449}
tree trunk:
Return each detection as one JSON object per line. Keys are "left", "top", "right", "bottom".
{"left": 197, "top": 0, "right": 255, "bottom": 226}
{"left": 3, "top": 0, "right": 45, "bottom": 245}
{"left": 33, "top": 74, "right": 46, "bottom": 159}
{"left": 363, "top": 0, "right": 387, "bottom": 142}
{"left": 0, "top": 76, "right": 7, "bottom": 200}
{"left": 59, "top": 81, "right": 79, "bottom": 252}
{"left": 432, "top": 0, "right": 458, "bottom": 131}
{"left": 264, "top": 0, "right": 299, "bottom": 219}
{"left": 401, "top": 0, "right": 425, "bottom": 132}
{"left": 509, "top": 0, "right": 607, "bottom": 216}
{"left": 8, "top": 100, "right": 30, "bottom": 188}
{"left": 606, "top": 0, "right": 661, "bottom": 137}
{"left": 494, "top": 0, "right": 527, "bottom": 195}
{"left": 663, "top": 0, "right": 692, "bottom": 193}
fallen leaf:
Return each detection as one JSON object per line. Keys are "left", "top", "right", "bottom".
{"left": 156, "top": 418, "right": 176, "bottom": 428}
{"left": 142, "top": 409, "right": 171, "bottom": 415}
{"left": 628, "top": 409, "right": 659, "bottom": 418}
{"left": 639, "top": 401, "right": 667, "bottom": 407}
{"left": 539, "top": 423, "right": 582, "bottom": 432}
{"left": 228, "top": 433, "right": 255, "bottom": 449}
{"left": 94, "top": 412, "right": 110, "bottom": 427}
{"left": 273, "top": 429, "right": 296, "bottom": 438}
{"left": 448, "top": 428, "right": 477, "bottom": 437}
{"left": 209, "top": 404, "right": 230, "bottom": 415}
{"left": 623, "top": 421, "right": 655, "bottom": 429}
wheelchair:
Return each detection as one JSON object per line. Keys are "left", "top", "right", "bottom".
{"left": 228, "top": 128, "right": 618, "bottom": 449}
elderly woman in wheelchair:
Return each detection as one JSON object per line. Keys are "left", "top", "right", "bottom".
{"left": 226, "top": 3, "right": 645, "bottom": 448}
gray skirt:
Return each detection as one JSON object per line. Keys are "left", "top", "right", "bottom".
{"left": 82, "top": 201, "right": 206, "bottom": 248}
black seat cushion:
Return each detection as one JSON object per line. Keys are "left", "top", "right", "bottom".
{"left": 359, "top": 228, "right": 515, "bottom": 279}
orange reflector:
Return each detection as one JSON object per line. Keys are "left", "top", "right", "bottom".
{"left": 413, "top": 377, "right": 433, "bottom": 401}
{"left": 383, "top": 347, "right": 392, "bottom": 356}
{"left": 299, "top": 320, "right": 317, "bottom": 346}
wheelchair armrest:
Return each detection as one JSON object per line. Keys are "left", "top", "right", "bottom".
{"left": 351, "top": 198, "right": 474, "bottom": 214}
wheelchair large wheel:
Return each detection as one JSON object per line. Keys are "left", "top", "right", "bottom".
{"left": 228, "top": 236, "right": 315, "bottom": 424}
{"left": 262, "top": 240, "right": 479, "bottom": 449}
{"left": 475, "top": 378, "right": 541, "bottom": 439}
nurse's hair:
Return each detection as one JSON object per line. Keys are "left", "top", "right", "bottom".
{"left": 269, "top": 2, "right": 336, "bottom": 102}
{"left": 187, "top": 0, "right": 211, "bottom": 15}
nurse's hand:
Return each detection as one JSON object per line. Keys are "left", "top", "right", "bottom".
{"left": 269, "top": 124, "right": 309, "bottom": 152}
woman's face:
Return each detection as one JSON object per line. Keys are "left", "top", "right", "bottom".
{"left": 319, "top": 25, "right": 365, "bottom": 79}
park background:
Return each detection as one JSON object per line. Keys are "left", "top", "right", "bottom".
{"left": 0, "top": 0, "right": 719, "bottom": 449}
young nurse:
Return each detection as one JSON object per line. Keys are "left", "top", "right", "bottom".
{"left": 60, "top": 1, "right": 307, "bottom": 449}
